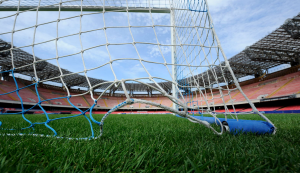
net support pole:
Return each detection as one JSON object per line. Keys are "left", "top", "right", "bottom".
{"left": 204, "top": 0, "right": 276, "bottom": 134}
{"left": 171, "top": 7, "right": 177, "bottom": 112}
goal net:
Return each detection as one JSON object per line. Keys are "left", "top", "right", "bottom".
{"left": 0, "top": 0, "right": 276, "bottom": 139}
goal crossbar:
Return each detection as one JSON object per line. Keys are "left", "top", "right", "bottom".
{"left": 0, "top": 6, "right": 173, "bottom": 13}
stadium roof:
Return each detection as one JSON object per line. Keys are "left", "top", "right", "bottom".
{"left": 0, "top": 13, "right": 299, "bottom": 93}
{"left": 192, "top": 12, "right": 300, "bottom": 86}
{"left": 0, "top": 39, "right": 171, "bottom": 93}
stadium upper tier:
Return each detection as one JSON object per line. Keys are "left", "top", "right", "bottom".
{"left": 0, "top": 13, "right": 299, "bottom": 92}
{"left": 1, "top": 69, "right": 300, "bottom": 109}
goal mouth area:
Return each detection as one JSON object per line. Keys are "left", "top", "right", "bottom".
{"left": 0, "top": 0, "right": 277, "bottom": 138}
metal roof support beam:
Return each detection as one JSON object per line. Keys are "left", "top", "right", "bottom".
{"left": 229, "top": 62, "right": 263, "bottom": 75}
{"left": 283, "top": 16, "right": 300, "bottom": 39}
{"left": 245, "top": 47, "right": 300, "bottom": 64}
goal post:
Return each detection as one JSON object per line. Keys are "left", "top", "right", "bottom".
{"left": 170, "top": 5, "right": 177, "bottom": 111}
{"left": 0, "top": 0, "right": 276, "bottom": 139}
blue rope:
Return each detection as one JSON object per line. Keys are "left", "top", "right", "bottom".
{"left": 192, "top": 100, "right": 204, "bottom": 120}
{"left": 187, "top": 0, "right": 207, "bottom": 12}
{"left": 0, "top": 69, "right": 103, "bottom": 140}
{"left": 11, "top": 70, "right": 33, "bottom": 126}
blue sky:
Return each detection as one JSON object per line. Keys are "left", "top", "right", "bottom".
{"left": 0, "top": 0, "right": 299, "bottom": 88}
{"left": 209, "top": 0, "right": 300, "bottom": 58}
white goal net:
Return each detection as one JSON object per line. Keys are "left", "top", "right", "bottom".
{"left": 0, "top": 0, "right": 276, "bottom": 137}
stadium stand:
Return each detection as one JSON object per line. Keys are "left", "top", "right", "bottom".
{"left": 1, "top": 68, "right": 300, "bottom": 112}
{"left": 279, "top": 105, "right": 300, "bottom": 111}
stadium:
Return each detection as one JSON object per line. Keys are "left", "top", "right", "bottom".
{"left": 0, "top": 0, "right": 300, "bottom": 172}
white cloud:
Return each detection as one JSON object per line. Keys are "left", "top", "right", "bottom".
{"left": 149, "top": 45, "right": 171, "bottom": 58}
{"left": 123, "top": 63, "right": 146, "bottom": 79}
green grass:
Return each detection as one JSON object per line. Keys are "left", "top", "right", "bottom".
{"left": 0, "top": 113, "right": 300, "bottom": 172}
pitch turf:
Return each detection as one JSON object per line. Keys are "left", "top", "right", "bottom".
{"left": 0, "top": 113, "right": 299, "bottom": 172}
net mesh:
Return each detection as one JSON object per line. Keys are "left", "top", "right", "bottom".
{"left": 0, "top": 0, "right": 275, "bottom": 139}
